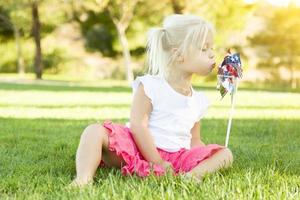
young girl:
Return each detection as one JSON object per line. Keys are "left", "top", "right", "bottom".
{"left": 70, "top": 14, "right": 233, "bottom": 187}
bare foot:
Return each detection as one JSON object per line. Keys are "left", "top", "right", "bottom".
{"left": 66, "top": 178, "right": 93, "bottom": 189}
{"left": 182, "top": 172, "right": 203, "bottom": 183}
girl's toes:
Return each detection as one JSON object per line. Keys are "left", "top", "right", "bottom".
{"left": 67, "top": 178, "right": 93, "bottom": 189}
{"left": 182, "top": 173, "right": 203, "bottom": 184}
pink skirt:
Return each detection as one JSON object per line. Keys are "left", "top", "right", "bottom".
{"left": 99, "top": 120, "right": 226, "bottom": 177}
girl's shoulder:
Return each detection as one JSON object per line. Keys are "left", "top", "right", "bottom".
{"left": 131, "top": 74, "right": 162, "bottom": 104}
{"left": 137, "top": 73, "right": 162, "bottom": 81}
{"left": 192, "top": 90, "right": 211, "bottom": 120}
{"left": 132, "top": 74, "right": 162, "bottom": 88}
{"left": 194, "top": 90, "right": 210, "bottom": 106}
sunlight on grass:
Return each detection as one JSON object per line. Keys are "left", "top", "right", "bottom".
{"left": 0, "top": 80, "right": 299, "bottom": 199}
{"left": 0, "top": 88, "right": 299, "bottom": 120}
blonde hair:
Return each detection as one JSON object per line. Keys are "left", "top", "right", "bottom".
{"left": 146, "top": 14, "right": 215, "bottom": 78}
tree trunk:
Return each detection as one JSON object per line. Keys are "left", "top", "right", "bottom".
{"left": 32, "top": 1, "right": 43, "bottom": 80}
{"left": 0, "top": 14, "right": 25, "bottom": 76}
{"left": 13, "top": 26, "right": 25, "bottom": 77}
{"left": 117, "top": 25, "right": 133, "bottom": 84}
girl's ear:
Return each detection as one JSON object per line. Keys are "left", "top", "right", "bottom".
{"left": 171, "top": 47, "right": 178, "bottom": 55}
{"left": 178, "top": 55, "right": 184, "bottom": 63}
{"left": 171, "top": 48, "right": 184, "bottom": 63}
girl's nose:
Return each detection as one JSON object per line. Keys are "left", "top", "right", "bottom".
{"left": 208, "top": 49, "right": 214, "bottom": 59}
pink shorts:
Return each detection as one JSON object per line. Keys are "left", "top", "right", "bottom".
{"left": 99, "top": 120, "right": 226, "bottom": 177}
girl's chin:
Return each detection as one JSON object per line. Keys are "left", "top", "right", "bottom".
{"left": 205, "top": 68, "right": 214, "bottom": 75}
{"left": 195, "top": 71, "right": 210, "bottom": 76}
{"left": 194, "top": 66, "right": 213, "bottom": 76}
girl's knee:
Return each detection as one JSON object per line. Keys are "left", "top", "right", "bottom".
{"left": 81, "top": 123, "right": 106, "bottom": 140}
{"left": 222, "top": 147, "right": 234, "bottom": 165}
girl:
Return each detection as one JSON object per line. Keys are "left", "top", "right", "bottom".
{"left": 70, "top": 14, "right": 233, "bottom": 187}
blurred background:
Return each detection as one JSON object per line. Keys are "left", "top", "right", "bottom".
{"left": 0, "top": 0, "right": 299, "bottom": 90}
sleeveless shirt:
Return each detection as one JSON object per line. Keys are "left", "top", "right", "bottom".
{"left": 126, "top": 74, "right": 210, "bottom": 152}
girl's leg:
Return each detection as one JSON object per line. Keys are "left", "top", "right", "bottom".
{"left": 70, "top": 123, "right": 124, "bottom": 187}
{"left": 185, "top": 147, "right": 233, "bottom": 181}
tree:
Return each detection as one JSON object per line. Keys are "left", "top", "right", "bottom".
{"left": 248, "top": 4, "right": 300, "bottom": 88}
{"left": 0, "top": 4, "right": 25, "bottom": 76}
{"left": 107, "top": 0, "right": 139, "bottom": 84}
{"left": 30, "top": 0, "right": 43, "bottom": 79}
{"left": 1, "top": 0, "right": 44, "bottom": 79}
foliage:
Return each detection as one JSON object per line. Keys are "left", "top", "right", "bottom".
{"left": 248, "top": 4, "right": 300, "bottom": 87}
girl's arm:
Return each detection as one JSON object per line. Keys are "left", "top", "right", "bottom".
{"left": 129, "top": 83, "right": 164, "bottom": 165}
{"left": 190, "top": 121, "right": 206, "bottom": 148}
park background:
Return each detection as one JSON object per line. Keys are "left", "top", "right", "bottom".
{"left": 0, "top": 0, "right": 299, "bottom": 199}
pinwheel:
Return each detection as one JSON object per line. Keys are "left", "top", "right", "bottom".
{"left": 216, "top": 49, "right": 243, "bottom": 147}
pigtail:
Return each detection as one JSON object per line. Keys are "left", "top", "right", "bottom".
{"left": 146, "top": 27, "right": 169, "bottom": 78}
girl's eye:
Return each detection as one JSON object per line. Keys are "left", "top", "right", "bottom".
{"left": 202, "top": 47, "right": 214, "bottom": 52}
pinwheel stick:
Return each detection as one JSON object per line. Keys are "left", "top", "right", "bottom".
{"left": 225, "top": 76, "right": 239, "bottom": 147}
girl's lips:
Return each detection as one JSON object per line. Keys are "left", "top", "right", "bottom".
{"left": 211, "top": 62, "right": 216, "bottom": 69}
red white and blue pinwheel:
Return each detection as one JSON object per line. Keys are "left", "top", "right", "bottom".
{"left": 216, "top": 49, "right": 243, "bottom": 147}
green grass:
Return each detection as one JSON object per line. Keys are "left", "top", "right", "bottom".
{"left": 0, "top": 77, "right": 299, "bottom": 199}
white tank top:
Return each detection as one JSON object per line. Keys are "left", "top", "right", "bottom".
{"left": 126, "top": 74, "right": 210, "bottom": 152}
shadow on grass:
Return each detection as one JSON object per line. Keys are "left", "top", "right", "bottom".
{"left": 0, "top": 116, "right": 299, "bottom": 181}
{"left": 0, "top": 81, "right": 299, "bottom": 93}
{"left": 0, "top": 82, "right": 132, "bottom": 93}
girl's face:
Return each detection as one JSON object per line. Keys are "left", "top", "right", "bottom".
{"left": 180, "top": 33, "right": 216, "bottom": 76}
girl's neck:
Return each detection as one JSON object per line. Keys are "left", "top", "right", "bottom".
{"left": 164, "top": 68, "right": 193, "bottom": 96}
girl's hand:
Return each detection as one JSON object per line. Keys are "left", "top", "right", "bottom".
{"left": 150, "top": 160, "right": 174, "bottom": 175}
{"left": 160, "top": 160, "right": 174, "bottom": 174}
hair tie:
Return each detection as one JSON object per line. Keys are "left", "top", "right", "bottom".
{"left": 161, "top": 28, "right": 172, "bottom": 51}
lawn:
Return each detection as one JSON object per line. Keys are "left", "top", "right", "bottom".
{"left": 0, "top": 77, "right": 299, "bottom": 199}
